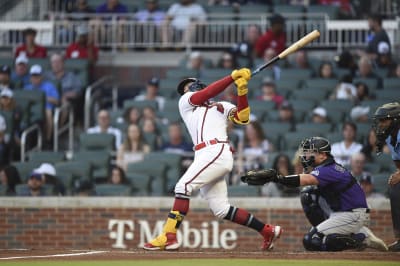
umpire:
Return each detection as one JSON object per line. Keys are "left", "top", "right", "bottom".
{"left": 241, "top": 136, "right": 388, "bottom": 251}
{"left": 373, "top": 102, "right": 400, "bottom": 251}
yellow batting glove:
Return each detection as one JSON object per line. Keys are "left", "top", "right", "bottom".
{"left": 231, "top": 68, "right": 251, "bottom": 81}
{"left": 234, "top": 77, "right": 248, "bottom": 96}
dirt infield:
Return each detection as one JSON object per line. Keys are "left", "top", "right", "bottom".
{"left": 1, "top": 249, "right": 399, "bottom": 261}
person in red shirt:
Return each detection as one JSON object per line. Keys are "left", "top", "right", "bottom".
{"left": 65, "top": 24, "right": 99, "bottom": 66}
{"left": 255, "top": 14, "right": 286, "bottom": 58}
{"left": 14, "top": 28, "right": 47, "bottom": 58}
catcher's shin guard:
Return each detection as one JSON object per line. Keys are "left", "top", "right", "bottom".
{"left": 143, "top": 211, "right": 183, "bottom": 251}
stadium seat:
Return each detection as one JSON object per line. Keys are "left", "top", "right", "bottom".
{"left": 64, "top": 59, "right": 89, "bottom": 86}
{"left": 122, "top": 99, "right": 158, "bottom": 111}
{"left": 353, "top": 78, "right": 379, "bottom": 91}
{"left": 0, "top": 184, "right": 7, "bottom": 196}
{"left": 15, "top": 184, "right": 54, "bottom": 196}
{"left": 13, "top": 90, "right": 46, "bottom": 126}
{"left": 290, "top": 88, "right": 329, "bottom": 102}
{"left": 79, "top": 133, "right": 115, "bottom": 152}
{"left": 364, "top": 162, "right": 382, "bottom": 174}
{"left": 372, "top": 173, "right": 390, "bottom": 196}
{"left": 142, "top": 132, "right": 160, "bottom": 151}
{"left": 12, "top": 161, "right": 41, "bottom": 182}
{"left": 303, "top": 78, "right": 338, "bottom": 91}
{"left": 54, "top": 161, "right": 93, "bottom": 184}
{"left": 126, "top": 161, "right": 168, "bottom": 196}
{"left": 165, "top": 68, "right": 198, "bottom": 80}
{"left": 273, "top": 5, "right": 305, "bottom": 15}
{"left": 320, "top": 99, "right": 354, "bottom": 114}
{"left": 279, "top": 69, "right": 313, "bottom": 82}
{"left": 325, "top": 131, "right": 343, "bottom": 143}
{"left": 95, "top": 184, "right": 132, "bottom": 196}
{"left": 248, "top": 100, "right": 276, "bottom": 121}
{"left": 307, "top": 5, "right": 339, "bottom": 19}
{"left": 27, "top": 151, "right": 66, "bottom": 164}
{"left": 383, "top": 78, "right": 400, "bottom": 90}
{"left": 371, "top": 153, "right": 395, "bottom": 172}
{"left": 289, "top": 99, "right": 317, "bottom": 113}
{"left": 126, "top": 172, "right": 151, "bottom": 196}
{"left": 375, "top": 88, "right": 399, "bottom": 101}
{"left": 202, "top": 69, "right": 231, "bottom": 79}
{"left": 72, "top": 151, "right": 111, "bottom": 181}
{"left": 228, "top": 185, "right": 260, "bottom": 197}
{"left": 281, "top": 131, "right": 310, "bottom": 150}
{"left": 0, "top": 110, "right": 14, "bottom": 141}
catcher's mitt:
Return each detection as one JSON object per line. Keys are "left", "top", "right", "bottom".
{"left": 240, "top": 169, "right": 279, "bottom": 186}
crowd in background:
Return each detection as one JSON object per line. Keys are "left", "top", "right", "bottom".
{"left": 0, "top": 0, "right": 398, "bottom": 197}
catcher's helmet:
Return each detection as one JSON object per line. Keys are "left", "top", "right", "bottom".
{"left": 177, "top": 78, "right": 206, "bottom": 96}
{"left": 372, "top": 102, "right": 400, "bottom": 153}
{"left": 299, "top": 137, "right": 331, "bottom": 169}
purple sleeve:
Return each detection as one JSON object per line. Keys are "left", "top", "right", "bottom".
{"left": 310, "top": 167, "right": 336, "bottom": 187}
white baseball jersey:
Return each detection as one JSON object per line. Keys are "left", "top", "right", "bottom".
{"left": 175, "top": 91, "right": 237, "bottom": 218}
{"left": 179, "top": 91, "right": 235, "bottom": 146}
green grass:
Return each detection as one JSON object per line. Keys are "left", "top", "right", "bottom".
{"left": 0, "top": 259, "right": 398, "bottom": 266}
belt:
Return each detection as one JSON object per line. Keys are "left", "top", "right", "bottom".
{"left": 194, "top": 139, "right": 230, "bottom": 151}
{"left": 351, "top": 208, "right": 370, "bottom": 213}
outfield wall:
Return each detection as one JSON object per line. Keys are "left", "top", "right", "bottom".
{"left": 0, "top": 197, "right": 393, "bottom": 251}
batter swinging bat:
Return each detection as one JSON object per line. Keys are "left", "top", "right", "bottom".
{"left": 251, "top": 29, "right": 320, "bottom": 77}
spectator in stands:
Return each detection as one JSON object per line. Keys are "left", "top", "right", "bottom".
{"left": 134, "top": 77, "right": 165, "bottom": 111}
{"left": 366, "top": 14, "right": 391, "bottom": 61}
{"left": 361, "top": 128, "right": 390, "bottom": 163}
{"left": 335, "top": 50, "right": 357, "bottom": 75}
{"left": 75, "top": 180, "right": 95, "bottom": 196}
{"left": 25, "top": 64, "right": 60, "bottom": 148}
{"left": 67, "top": 0, "right": 94, "bottom": 21}
{"left": 262, "top": 48, "right": 281, "bottom": 80}
{"left": 256, "top": 77, "right": 285, "bottom": 108}
{"left": 331, "top": 121, "right": 363, "bottom": 167}
{"left": 123, "top": 106, "right": 142, "bottom": 125}
{"left": 277, "top": 101, "right": 296, "bottom": 131}
{"left": 87, "top": 109, "right": 122, "bottom": 150}
{"left": 317, "top": 0, "right": 355, "bottom": 19}
{"left": 19, "top": 171, "right": 47, "bottom": 196}
{"left": 162, "top": 0, "right": 207, "bottom": 45}
{"left": 350, "top": 152, "right": 371, "bottom": 180}
{"left": 96, "top": 0, "right": 128, "bottom": 13}
{"left": 255, "top": 13, "right": 286, "bottom": 58}
{"left": 375, "top": 41, "right": 396, "bottom": 70}
{"left": 291, "top": 149, "right": 304, "bottom": 175}
{"left": 242, "top": 121, "right": 273, "bottom": 172}
{"left": 311, "top": 106, "right": 328, "bottom": 124}
{"left": 292, "top": 50, "right": 312, "bottom": 70}
{"left": 45, "top": 53, "right": 83, "bottom": 124}
{"left": 0, "top": 88, "right": 23, "bottom": 148}
{"left": 186, "top": 51, "right": 206, "bottom": 77}
{"left": 108, "top": 165, "right": 129, "bottom": 185}
{"left": 33, "top": 162, "right": 65, "bottom": 196}
{"left": 161, "top": 122, "right": 192, "bottom": 155}
{"left": 231, "top": 24, "right": 261, "bottom": 68}
{"left": 135, "top": 0, "right": 166, "bottom": 26}
{"left": 14, "top": 28, "right": 47, "bottom": 58}
{"left": 142, "top": 117, "right": 162, "bottom": 150}
{"left": 359, "top": 175, "right": 385, "bottom": 198}
{"left": 11, "top": 54, "right": 30, "bottom": 89}
{"left": 142, "top": 105, "right": 159, "bottom": 122}
{"left": 0, "top": 165, "right": 21, "bottom": 196}
{"left": 330, "top": 74, "right": 357, "bottom": 101}
{"left": 354, "top": 81, "right": 374, "bottom": 104}
{"left": 350, "top": 105, "right": 370, "bottom": 123}
{"left": 272, "top": 153, "right": 298, "bottom": 197}
{"left": 216, "top": 51, "right": 238, "bottom": 70}
{"left": 317, "top": 61, "right": 336, "bottom": 79}
{"left": 388, "top": 63, "right": 400, "bottom": 78}
{"left": 116, "top": 123, "right": 150, "bottom": 170}
{"left": 65, "top": 24, "right": 99, "bottom": 66}
{"left": 355, "top": 56, "right": 382, "bottom": 89}
{"left": 0, "top": 65, "right": 13, "bottom": 90}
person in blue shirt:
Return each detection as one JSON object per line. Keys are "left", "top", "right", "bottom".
{"left": 373, "top": 102, "right": 400, "bottom": 252}
{"left": 241, "top": 136, "right": 388, "bottom": 251}
{"left": 25, "top": 64, "right": 60, "bottom": 147}
{"left": 95, "top": 0, "right": 128, "bottom": 13}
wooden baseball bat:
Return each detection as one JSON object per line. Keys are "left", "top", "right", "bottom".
{"left": 251, "top": 30, "right": 320, "bottom": 77}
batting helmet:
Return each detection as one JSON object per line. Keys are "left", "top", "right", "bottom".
{"left": 177, "top": 78, "right": 206, "bottom": 96}
{"left": 372, "top": 102, "right": 400, "bottom": 146}
{"left": 299, "top": 137, "right": 331, "bottom": 169}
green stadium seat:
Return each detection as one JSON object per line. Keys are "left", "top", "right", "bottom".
{"left": 295, "top": 122, "right": 332, "bottom": 136}
{"left": 72, "top": 151, "right": 111, "bottom": 181}
{"left": 290, "top": 88, "right": 329, "bottom": 102}
{"left": 15, "top": 184, "right": 54, "bottom": 196}
{"left": 248, "top": 100, "right": 276, "bottom": 121}
{"left": 126, "top": 161, "right": 168, "bottom": 196}
{"left": 0, "top": 184, "right": 7, "bottom": 196}
{"left": 289, "top": 99, "right": 317, "bottom": 113}
{"left": 126, "top": 172, "right": 151, "bottom": 196}
{"left": 321, "top": 99, "right": 354, "bottom": 114}
{"left": 375, "top": 88, "right": 399, "bottom": 101}
{"left": 79, "top": 133, "right": 115, "bottom": 152}
{"left": 13, "top": 90, "right": 46, "bottom": 125}
{"left": 165, "top": 68, "right": 198, "bottom": 79}
{"left": 273, "top": 5, "right": 305, "bottom": 15}
{"left": 95, "top": 184, "right": 132, "bottom": 196}
{"left": 383, "top": 78, "right": 400, "bottom": 90}
{"left": 353, "top": 78, "right": 379, "bottom": 91}
{"left": 325, "top": 132, "right": 343, "bottom": 143}
{"left": 202, "top": 69, "right": 231, "bottom": 79}
{"left": 364, "top": 162, "right": 382, "bottom": 174}
{"left": 307, "top": 5, "right": 339, "bottom": 19}
{"left": 228, "top": 185, "right": 260, "bottom": 197}
{"left": 303, "top": 78, "right": 338, "bottom": 90}
{"left": 281, "top": 131, "right": 310, "bottom": 150}
{"left": 279, "top": 69, "right": 313, "bottom": 81}
{"left": 54, "top": 161, "right": 93, "bottom": 184}
{"left": 372, "top": 173, "right": 390, "bottom": 196}
{"left": 123, "top": 99, "right": 158, "bottom": 111}
{"left": 27, "top": 151, "right": 66, "bottom": 164}
{"left": 11, "top": 161, "right": 41, "bottom": 182}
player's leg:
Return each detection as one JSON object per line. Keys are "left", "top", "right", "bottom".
{"left": 201, "top": 177, "right": 282, "bottom": 250}
{"left": 303, "top": 212, "right": 368, "bottom": 251}
{"left": 388, "top": 183, "right": 400, "bottom": 251}
{"left": 143, "top": 145, "right": 231, "bottom": 250}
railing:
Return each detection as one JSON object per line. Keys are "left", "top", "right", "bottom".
{"left": 20, "top": 123, "right": 43, "bottom": 162}
{"left": 0, "top": 15, "right": 398, "bottom": 52}
{"left": 53, "top": 104, "right": 74, "bottom": 152}
{"left": 84, "top": 75, "right": 116, "bottom": 131}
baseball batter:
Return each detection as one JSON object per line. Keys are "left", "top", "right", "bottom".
{"left": 143, "top": 68, "right": 281, "bottom": 251}
{"left": 241, "top": 136, "right": 388, "bottom": 251}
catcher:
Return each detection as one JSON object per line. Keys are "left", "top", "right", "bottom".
{"left": 373, "top": 102, "right": 400, "bottom": 251}
{"left": 241, "top": 136, "right": 388, "bottom": 251}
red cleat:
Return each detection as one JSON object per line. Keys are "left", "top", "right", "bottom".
{"left": 143, "top": 232, "right": 179, "bottom": 251}
{"left": 261, "top": 225, "right": 282, "bottom": 250}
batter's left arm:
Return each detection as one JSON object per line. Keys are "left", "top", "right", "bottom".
{"left": 229, "top": 77, "right": 250, "bottom": 125}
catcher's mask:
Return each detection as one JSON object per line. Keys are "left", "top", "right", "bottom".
{"left": 177, "top": 78, "right": 207, "bottom": 96}
{"left": 299, "top": 137, "right": 331, "bottom": 169}
{"left": 372, "top": 102, "right": 400, "bottom": 154}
